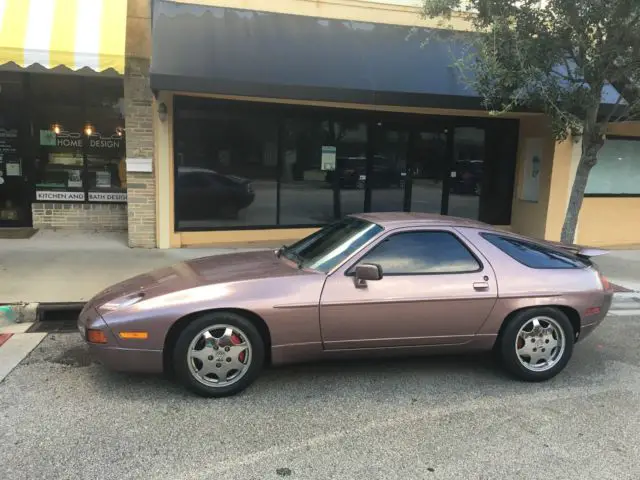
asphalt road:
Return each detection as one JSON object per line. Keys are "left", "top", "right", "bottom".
{"left": 1, "top": 315, "right": 639, "bottom": 480}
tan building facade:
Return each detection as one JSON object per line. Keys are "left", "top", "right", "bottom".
{"left": 0, "top": 0, "right": 638, "bottom": 249}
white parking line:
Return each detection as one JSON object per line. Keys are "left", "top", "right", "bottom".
{"left": 609, "top": 309, "right": 640, "bottom": 317}
{"left": 0, "top": 331, "right": 47, "bottom": 382}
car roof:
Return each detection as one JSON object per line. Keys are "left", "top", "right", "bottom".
{"left": 350, "top": 212, "right": 498, "bottom": 230}
{"left": 177, "top": 166, "right": 217, "bottom": 175}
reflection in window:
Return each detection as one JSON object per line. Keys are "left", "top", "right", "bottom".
{"left": 285, "top": 216, "right": 383, "bottom": 272}
{"left": 359, "top": 231, "right": 481, "bottom": 274}
{"left": 482, "top": 234, "right": 586, "bottom": 269}
{"left": 448, "top": 127, "right": 484, "bottom": 219}
{"left": 586, "top": 139, "right": 640, "bottom": 195}
{"left": 174, "top": 109, "right": 277, "bottom": 229}
{"left": 410, "top": 131, "right": 446, "bottom": 214}
{"left": 280, "top": 119, "right": 367, "bottom": 225}
{"left": 371, "top": 127, "right": 408, "bottom": 212}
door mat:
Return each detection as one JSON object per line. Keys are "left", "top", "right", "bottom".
{"left": 0, "top": 228, "right": 38, "bottom": 239}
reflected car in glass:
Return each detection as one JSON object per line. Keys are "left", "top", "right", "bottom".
{"left": 451, "top": 159, "right": 483, "bottom": 196}
{"left": 175, "top": 166, "right": 255, "bottom": 220}
{"left": 79, "top": 213, "right": 614, "bottom": 397}
{"left": 325, "top": 155, "right": 405, "bottom": 189}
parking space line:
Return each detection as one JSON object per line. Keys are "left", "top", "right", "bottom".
{"left": 0, "top": 332, "right": 47, "bottom": 383}
{"left": 608, "top": 309, "right": 640, "bottom": 317}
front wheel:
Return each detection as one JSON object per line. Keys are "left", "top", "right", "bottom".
{"left": 498, "top": 307, "right": 574, "bottom": 382}
{"left": 173, "top": 312, "right": 265, "bottom": 397}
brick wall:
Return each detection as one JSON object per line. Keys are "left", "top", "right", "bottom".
{"left": 124, "top": 0, "right": 155, "bottom": 248}
{"left": 124, "top": 56, "right": 156, "bottom": 248}
{"left": 32, "top": 203, "right": 127, "bottom": 231}
{"left": 126, "top": 171, "right": 156, "bottom": 244}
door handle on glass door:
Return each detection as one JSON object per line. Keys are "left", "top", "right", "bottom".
{"left": 473, "top": 282, "right": 489, "bottom": 290}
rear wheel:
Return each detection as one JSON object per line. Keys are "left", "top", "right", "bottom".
{"left": 173, "top": 312, "right": 265, "bottom": 397}
{"left": 498, "top": 307, "right": 574, "bottom": 382}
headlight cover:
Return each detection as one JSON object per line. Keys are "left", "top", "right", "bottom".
{"left": 98, "top": 293, "right": 145, "bottom": 312}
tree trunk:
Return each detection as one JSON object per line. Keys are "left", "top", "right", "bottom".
{"left": 560, "top": 134, "right": 603, "bottom": 244}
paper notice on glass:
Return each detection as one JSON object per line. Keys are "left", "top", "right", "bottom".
{"left": 96, "top": 171, "right": 111, "bottom": 188}
{"left": 6, "top": 161, "right": 21, "bottom": 176}
{"left": 321, "top": 146, "right": 336, "bottom": 171}
{"left": 68, "top": 170, "right": 82, "bottom": 188}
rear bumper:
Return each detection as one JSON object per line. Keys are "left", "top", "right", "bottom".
{"left": 578, "top": 292, "right": 614, "bottom": 341}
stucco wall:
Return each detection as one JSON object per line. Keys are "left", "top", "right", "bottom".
{"left": 509, "top": 116, "right": 557, "bottom": 240}
{"left": 574, "top": 121, "right": 640, "bottom": 246}
{"left": 171, "top": 0, "right": 473, "bottom": 30}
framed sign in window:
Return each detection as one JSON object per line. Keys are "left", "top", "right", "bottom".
{"left": 34, "top": 131, "right": 127, "bottom": 203}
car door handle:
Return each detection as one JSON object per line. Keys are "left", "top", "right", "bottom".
{"left": 473, "top": 282, "right": 489, "bottom": 291}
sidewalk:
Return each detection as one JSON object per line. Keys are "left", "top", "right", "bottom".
{"left": 0, "top": 230, "right": 638, "bottom": 305}
{"left": 0, "top": 230, "right": 270, "bottom": 304}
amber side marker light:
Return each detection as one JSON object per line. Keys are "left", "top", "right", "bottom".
{"left": 118, "top": 331, "right": 149, "bottom": 340}
{"left": 87, "top": 329, "right": 108, "bottom": 344}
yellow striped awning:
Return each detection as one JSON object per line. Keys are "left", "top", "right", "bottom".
{"left": 0, "top": 0, "right": 127, "bottom": 74}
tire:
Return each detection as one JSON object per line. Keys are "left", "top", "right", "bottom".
{"left": 498, "top": 307, "right": 574, "bottom": 382}
{"left": 172, "top": 312, "right": 265, "bottom": 397}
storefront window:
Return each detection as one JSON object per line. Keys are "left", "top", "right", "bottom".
{"left": 172, "top": 97, "right": 518, "bottom": 232}
{"left": 31, "top": 75, "right": 126, "bottom": 203}
{"left": 586, "top": 138, "right": 640, "bottom": 195}
{"left": 280, "top": 119, "right": 367, "bottom": 225}
{"left": 174, "top": 107, "right": 278, "bottom": 229}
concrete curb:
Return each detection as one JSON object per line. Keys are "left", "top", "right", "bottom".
{"left": 0, "top": 303, "right": 39, "bottom": 324}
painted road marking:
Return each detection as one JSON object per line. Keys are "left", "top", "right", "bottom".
{"left": 0, "top": 332, "right": 47, "bottom": 382}
{"left": 609, "top": 309, "right": 640, "bottom": 317}
{"left": 0, "top": 333, "right": 13, "bottom": 347}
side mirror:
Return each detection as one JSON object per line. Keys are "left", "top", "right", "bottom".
{"left": 354, "top": 263, "right": 383, "bottom": 288}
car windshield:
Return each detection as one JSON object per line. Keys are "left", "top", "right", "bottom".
{"left": 282, "top": 217, "right": 383, "bottom": 273}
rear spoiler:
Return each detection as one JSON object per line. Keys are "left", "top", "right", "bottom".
{"left": 545, "top": 240, "right": 609, "bottom": 258}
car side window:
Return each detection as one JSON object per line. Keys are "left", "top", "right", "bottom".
{"left": 481, "top": 233, "right": 585, "bottom": 269}
{"left": 355, "top": 231, "right": 481, "bottom": 275}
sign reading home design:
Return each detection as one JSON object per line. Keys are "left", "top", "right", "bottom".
{"left": 40, "top": 131, "right": 123, "bottom": 150}
{"left": 88, "top": 191, "right": 127, "bottom": 202}
{"left": 36, "top": 190, "right": 86, "bottom": 201}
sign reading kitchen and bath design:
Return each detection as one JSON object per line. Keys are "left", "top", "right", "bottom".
{"left": 88, "top": 191, "right": 127, "bottom": 202}
{"left": 39, "top": 131, "right": 124, "bottom": 150}
{"left": 36, "top": 190, "right": 86, "bottom": 201}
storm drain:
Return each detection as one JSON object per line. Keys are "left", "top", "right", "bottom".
{"left": 27, "top": 303, "right": 85, "bottom": 333}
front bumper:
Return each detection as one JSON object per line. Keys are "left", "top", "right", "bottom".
{"left": 78, "top": 306, "right": 163, "bottom": 374}
{"left": 87, "top": 344, "right": 163, "bottom": 374}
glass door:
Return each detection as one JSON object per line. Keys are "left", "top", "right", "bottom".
{"left": 408, "top": 129, "right": 447, "bottom": 215}
{"left": 0, "top": 102, "right": 32, "bottom": 227}
{"left": 448, "top": 126, "right": 485, "bottom": 220}
{"left": 369, "top": 122, "right": 410, "bottom": 212}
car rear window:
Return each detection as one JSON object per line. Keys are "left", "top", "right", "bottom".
{"left": 481, "top": 233, "right": 587, "bottom": 269}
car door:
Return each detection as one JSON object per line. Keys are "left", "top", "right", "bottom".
{"left": 319, "top": 227, "right": 498, "bottom": 349}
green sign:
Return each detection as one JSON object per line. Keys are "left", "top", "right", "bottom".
{"left": 39, "top": 130, "right": 57, "bottom": 146}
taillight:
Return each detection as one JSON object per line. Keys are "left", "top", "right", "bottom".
{"left": 599, "top": 273, "right": 611, "bottom": 291}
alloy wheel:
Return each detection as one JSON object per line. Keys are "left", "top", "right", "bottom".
{"left": 187, "top": 324, "right": 253, "bottom": 387}
{"left": 515, "top": 316, "right": 565, "bottom": 372}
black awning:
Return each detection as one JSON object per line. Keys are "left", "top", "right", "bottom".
{"left": 150, "top": 1, "right": 624, "bottom": 112}
{"left": 149, "top": 1, "right": 482, "bottom": 109}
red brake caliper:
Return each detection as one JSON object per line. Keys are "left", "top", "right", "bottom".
{"left": 231, "top": 334, "right": 245, "bottom": 362}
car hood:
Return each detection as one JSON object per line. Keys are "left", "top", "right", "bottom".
{"left": 86, "top": 250, "right": 304, "bottom": 309}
